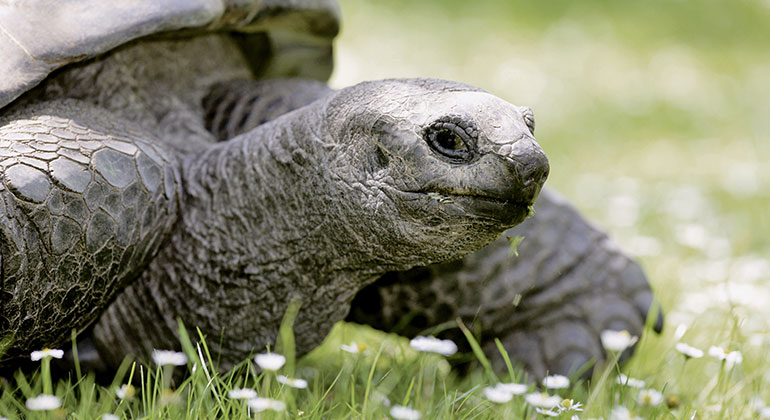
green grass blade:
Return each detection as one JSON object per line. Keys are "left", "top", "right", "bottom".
{"left": 457, "top": 318, "right": 495, "bottom": 380}
{"left": 275, "top": 298, "right": 302, "bottom": 377}
{"left": 493, "top": 338, "right": 515, "bottom": 382}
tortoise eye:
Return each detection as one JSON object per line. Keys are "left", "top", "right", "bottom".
{"left": 520, "top": 106, "right": 535, "bottom": 134}
{"left": 424, "top": 121, "right": 475, "bottom": 162}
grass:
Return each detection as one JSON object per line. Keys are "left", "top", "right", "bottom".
{"left": 3, "top": 0, "right": 770, "bottom": 418}
{"left": 0, "top": 308, "right": 760, "bottom": 419}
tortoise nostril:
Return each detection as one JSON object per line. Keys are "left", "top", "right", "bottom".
{"left": 501, "top": 139, "right": 548, "bottom": 178}
{"left": 516, "top": 149, "right": 549, "bottom": 189}
{"left": 526, "top": 157, "right": 550, "bottom": 186}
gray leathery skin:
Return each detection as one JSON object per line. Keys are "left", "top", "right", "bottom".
{"left": 347, "top": 189, "right": 662, "bottom": 378}
{"left": 0, "top": 100, "right": 180, "bottom": 363}
{"left": 203, "top": 78, "right": 660, "bottom": 378}
{"left": 204, "top": 78, "right": 331, "bottom": 141}
{"left": 88, "top": 77, "right": 547, "bottom": 368}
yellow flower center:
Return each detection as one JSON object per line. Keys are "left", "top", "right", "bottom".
{"left": 357, "top": 342, "right": 368, "bottom": 353}
{"left": 159, "top": 388, "right": 179, "bottom": 406}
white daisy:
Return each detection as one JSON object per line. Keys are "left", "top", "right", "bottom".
{"left": 482, "top": 381, "right": 529, "bottom": 404}
{"left": 535, "top": 407, "right": 559, "bottom": 417}
{"left": 725, "top": 350, "right": 743, "bottom": 367}
{"left": 25, "top": 394, "right": 61, "bottom": 411}
{"left": 102, "top": 414, "right": 120, "bottom": 420}
{"left": 708, "top": 345, "right": 726, "bottom": 358}
{"left": 409, "top": 336, "right": 458, "bottom": 356}
{"left": 524, "top": 392, "right": 562, "bottom": 409}
{"left": 227, "top": 388, "right": 258, "bottom": 399}
{"left": 708, "top": 346, "right": 743, "bottom": 367}
{"left": 637, "top": 388, "right": 664, "bottom": 406}
{"left": 497, "top": 382, "right": 528, "bottom": 395}
{"left": 247, "top": 397, "right": 286, "bottom": 412}
{"left": 277, "top": 375, "right": 308, "bottom": 389}
{"left": 609, "top": 406, "right": 641, "bottom": 420}
{"left": 482, "top": 386, "right": 513, "bottom": 403}
{"left": 541, "top": 374, "right": 570, "bottom": 389}
{"left": 340, "top": 341, "right": 369, "bottom": 354}
{"left": 558, "top": 398, "right": 584, "bottom": 412}
{"left": 759, "top": 406, "right": 770, "bottom": 419}
{"left": 151, "top": 349, "right": 187, "bottom": 366}
{"left": 600, "top": 330, "right": 638, "bottom": 352}
{"left": 254, "top": 353, "right": 286, "bottom": 371}
{"left": 615, "top": 373, "right": 645, "bottom": 388}
{"left": 116, "top": 384, "right": 135, "bottom": 400}
{"left": 30, "top": 348, "right": 64, "bottom": 361}
{"left": 389, "top": 405, "right": 422, "bottom": 420}
{"left": 675, "top": 343, "right": 704, "bottom": 359}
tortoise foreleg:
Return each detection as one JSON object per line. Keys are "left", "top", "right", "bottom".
{"left": 0, "top": 99, "right": 181, "bottom": 367}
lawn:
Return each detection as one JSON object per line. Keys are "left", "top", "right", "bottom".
{"left": 2, "top": 0, "right": 770, "bottom": 419}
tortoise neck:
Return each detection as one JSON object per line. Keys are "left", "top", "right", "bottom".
{"left": 92, "top": 102, "right": 387, "bottom": 368}
{"left": 179, "top": 101, "right": 389, "bottom": 278}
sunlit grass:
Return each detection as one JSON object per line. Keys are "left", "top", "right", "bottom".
{"left": 2, "top": 311, "right": 767, "bottom": 419}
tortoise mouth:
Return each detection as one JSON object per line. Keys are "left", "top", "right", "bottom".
{"left": 406, "top": 189, "right": 536, "bottom": 227}
{"left": 445, "top": 193, "right": 532, "bottom": 226}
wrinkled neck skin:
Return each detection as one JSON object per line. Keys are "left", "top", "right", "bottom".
{"left": 93, "top": 92, "right": 501, "bottom": 369}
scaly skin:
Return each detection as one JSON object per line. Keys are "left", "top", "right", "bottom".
{"left": 0, "top": 100, "right": 181, "bottom": 364}
{"left": 0, "top": 35, "right": 548, "bottom": 369}
{"left": 205, "top": 79, "right": 662, "bottom": 378}
{"left": 92, "top": 78, "right": 548, "bottom": 368}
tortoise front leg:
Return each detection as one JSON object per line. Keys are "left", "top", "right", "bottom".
{"left": 347, "top": 188, "right": 662, "bottom": 379}
{"left": 0, "top": 99, "right": 180, "bottom": 368}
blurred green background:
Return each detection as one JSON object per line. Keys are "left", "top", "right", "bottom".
{"left": 330, "top": 0, "right": 770, "bottom": 357}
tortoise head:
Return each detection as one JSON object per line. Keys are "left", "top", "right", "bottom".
{"left": 322, "top": 78, "right": 549, "bottom": 264}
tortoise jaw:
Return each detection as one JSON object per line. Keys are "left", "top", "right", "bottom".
{"left": 443, "top": 194, "right": 534, "bottom": 226}
{"left": 403, "top": 188, "right": 539, "bottom": 227}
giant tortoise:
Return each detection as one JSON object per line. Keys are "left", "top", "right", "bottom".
{"left": 0, "top": 0, "right": 659, "bottom": 378}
